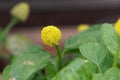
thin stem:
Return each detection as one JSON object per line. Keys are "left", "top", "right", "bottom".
{"left": 112, "top": 37, "right": 120, "bottom": 67}
{"left": 97, "top": 64, "right": 102, "bottom": 73}
{"left": 2, "top": 17, "right": 19, "bottom": 36}
{"left": 112, "top": 45, "right": 120, "bottom": 67}
{"left": 55, "top": 45, "right": 62, "bottom": 70}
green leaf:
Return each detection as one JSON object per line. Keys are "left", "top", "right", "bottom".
{"left": 32, "top": 71, "right": 46, "bottom": 80}
{"left": 99, "top": 51, "right": 113, "bottom": 73}
{"left": 2, "top": 65, "right": 11, "bottom": 80}
{"left": 52, "top": 58, "right": 95, "bottom": 80}
{"left": 79, "top": 42, "right": 107, "bottom": 65}
{"left": 104, "top": 67, "right": 120, "bottom": 80}
{"left": 45, "top": 61, "right": 58, "bottom": 80}
{"left": 6, "top": 34, "right": 33, "bottom": 55}
{"left": 100, "top": 23, "right": 119, "bottom": 56}
{"left": 93, "top": 68, "right": 120, "bottom": 80}
{"left": 63, "top": 24, "right": 102, "bottom": 54}
{"left": 3, "top": 45, "right": 50, "bottom": 80}
{"left": 92, "top": 73, "right": 105, "bottom": 80}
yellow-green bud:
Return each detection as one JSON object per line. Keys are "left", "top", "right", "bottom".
{"left": 11, "top": 2, "right": 30, "bottom": 22}
{"left": 77, "top": 24, "right": 89, "bottom": 32}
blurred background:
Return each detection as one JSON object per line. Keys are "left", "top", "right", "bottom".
{"left": 0, "top": 2, "right": 120, "bottom": 52}
{"left": 1, "top": 0, "right": 120, "bottom": 56}
{"left": 1, "top": 0, "right": 120, "bottom": 79}
{"left": 1, "top": 0, "right": 120, "bottom": 27}
{"left": 0, "top": 0, "right": 120, "bottom": 43}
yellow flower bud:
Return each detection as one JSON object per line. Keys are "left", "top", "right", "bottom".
{"left": 41, "top": 25, "right": 62, "bottom": 46}
{"left": 115, "top": 18, "right": 120, "bottom": 36}
{"left": 77, "top": 24, "right": 89, "bottom": 32}
{"left": 11, "top": 2, "right": 30, "bottom": 22}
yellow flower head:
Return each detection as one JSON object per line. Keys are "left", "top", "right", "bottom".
{"left": 41, "top": 25, "right": 62, "bottom": 46}
{"left": 11, "top": 2, "right": 30, "bottom": 22}
{"left": 77, "top": 24, "right": 89, "bottom": 32}
{"left": 115, "top": 18, "right": 120, "bottom": 36}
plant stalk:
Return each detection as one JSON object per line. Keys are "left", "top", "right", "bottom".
{"left": 112, "top": 38, "right": 120, "bottom": 67}
{"left": 97, "top": 64, "right": 102, "bottom": 73}
{"left": 112, "top": 45, "right": 120, "bottom": 67}
{"left": 2, "top": 17, "right": 19, "bottom": 37}
{"left": 55, "top": 45, "right": 62, "bottom": 70}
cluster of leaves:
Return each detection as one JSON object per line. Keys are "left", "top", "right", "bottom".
{"left": 2, "top": 23, "right": 120, "bottom": 80}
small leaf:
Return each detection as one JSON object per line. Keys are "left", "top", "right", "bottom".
{"left": 32, "top": 71, "right": 46, "bottom": 80}
{"left": 92, "top": 73, "right": 105, "bottom": 80}
{"left": 45, "top": 61, "right": 58, "bottom": 80}
{"left": 104, "top": 67, "right": 120, "bottom": 80}
{"left": 3, "top": 45, "right": 51, "bottom": 80}
{"left": 52, "top": 58, "right": 95, "bottom": 80}
{"left": 79, "top": 42, "right": 107, "bottom": 65}
{"left": 101, "top": 23, "right": 119, "bottom": 56}
{"left": 93, "top": 68, "right": 120, "bottom": 80}
{"left": 63, "top": 24, "right": 102, "bottom": 54}
{"left": 99, "top": 51, "right": 113, "bottom": 73}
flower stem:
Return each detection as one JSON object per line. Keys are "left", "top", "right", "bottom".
{"left": 112, "top": 43, "right": 120, "bottom": 67}
{"left": 55, "top": 45, "right": 62, "bottom": 70}
{"left": 97, "top": 64, "right": 102, "bottom": 73}
{"left": 112, "top": 48, "right": 120, "bottom": 67}
{"left": 2, "top": 17, "right": 19, "bottom": 37}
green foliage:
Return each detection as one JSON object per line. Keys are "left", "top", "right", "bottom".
{"left": 93, "top": 68, "right": 120, "bottom": 80}
{"left": 63, "top": 24, "right": 102, "bottom": 54}
{"left": 2, "top": 65, "right": 11, "bottom": 80}
{"left": 79, "top": 42, "right": 110, "bottom": 73}
{"left": 2, "top": 23, "right": 120, "bottom": 80}
{"left": 45, "top": 61, "right": 58, "bottom": 80}
{"left": 79, "top": 42, "right": 106, "bottom": 65}
{"left": 99, "top": 51, "right": 113, "bottom": 73}
{"left": 100, "top": 23, "right": 119, "bottom": 56}
{"left": 52, "top": 58, "right": 95, "bottom": 80}
{"left": 2, "top": 45, "right": 50, "bottom": 80}
{"left": 92, "top": 73, "right": 104, "bottom": 80}
{"left": 105, "top": 68, "right": 120, "bottom": 80}
{"left": 32, "top": 71, "right": 46, "bottom": 80}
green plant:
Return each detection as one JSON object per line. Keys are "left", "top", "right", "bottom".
{"left": 2, "top": 21, "right": 120, "bottom": 80}
{"left": 0, "top": 2, "right": 30, "bottom": 55}
{"left": 0, "top": 2, "right": 31, "bottom": 73}
{"left": 2, "top": 1, "right": 120, "bottom": 80}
